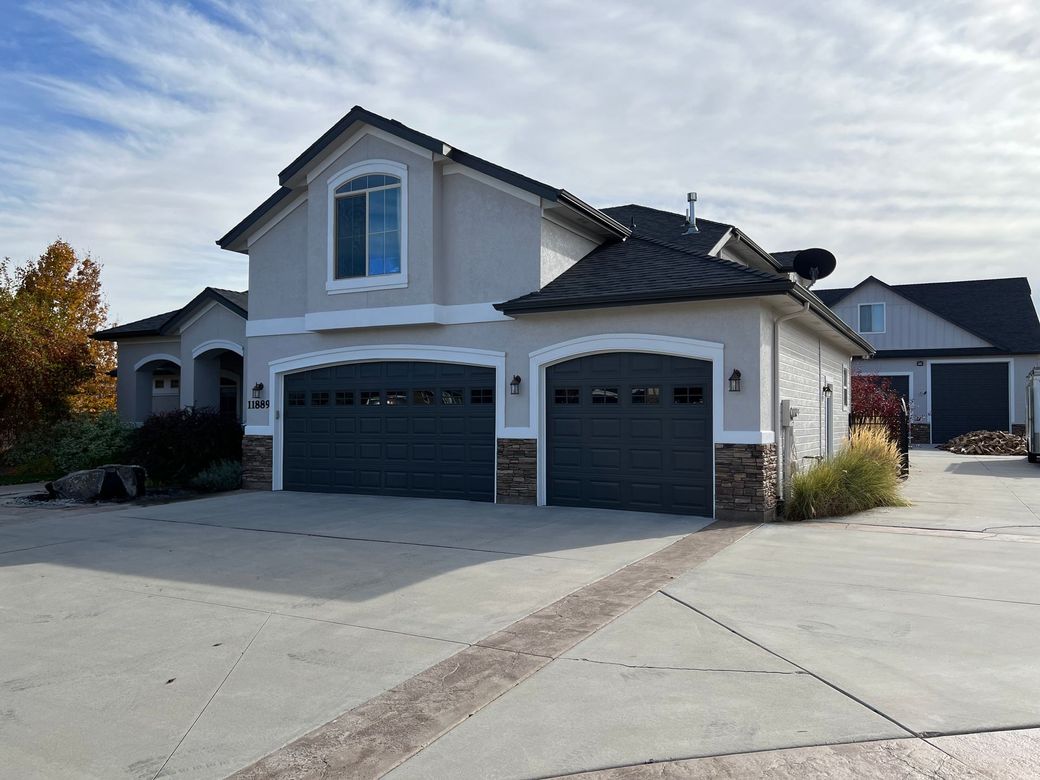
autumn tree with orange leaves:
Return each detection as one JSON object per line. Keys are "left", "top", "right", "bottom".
{"left": 0, "top": 240, "right": 115, "bottom": 441}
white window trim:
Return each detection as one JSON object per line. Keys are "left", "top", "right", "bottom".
{"left": 842, "top": 365, "right": 850, "bottom": 410}
{"left": 326, "top": 159, "right": 408, "bottom": 294}
{"left": 264, "top": 345, "right": 506, "bottom": 493}
{"left": 858, "top": 302, "right": 886, "bottom": 334}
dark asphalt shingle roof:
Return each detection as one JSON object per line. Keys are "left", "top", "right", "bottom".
{"left": 498, "top": 205, "right": 793, "bottom": 314}
{"left": 815, "top": 277, "right": 1040, "bottom": 354}
{"left": 92, "top": 288, "right": 248, "bottom": 340}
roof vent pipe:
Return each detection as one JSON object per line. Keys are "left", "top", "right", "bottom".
{"left": 683, "top": 192, "right": 699, "bottom": 234}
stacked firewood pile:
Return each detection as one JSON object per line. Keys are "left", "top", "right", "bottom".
{"left": 940, "top": 430, "right": 1028, "bottom": 456}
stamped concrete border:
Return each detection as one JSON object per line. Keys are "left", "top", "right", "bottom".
{"left": 231, "top": 520, "right": 758, "bottom": 780}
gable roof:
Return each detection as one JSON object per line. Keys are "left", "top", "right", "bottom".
{"left": 815, "top": 276, "right": 1040, "bottom": 354}
{"left": 217, "top": 106, "right": 630, "bottom": 251}
{"left": 92, "top": 288, "right": 248, "bottom": 341}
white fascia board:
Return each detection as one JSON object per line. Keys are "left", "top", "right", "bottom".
{"left": 708, "top": 227, "right": 734, "bottom": 257}
{"left": 246, "top": 317, "right": 309, "bottom": 337}
{"left": 303, "top": 303, "right": 511, "bottom": 332}
{"left": 441, "top": 163, "right": 540, "bottom": 206}
{"left": 304, "top": 126, "right": 434, "bottom": 186}
{"left": 246, "top": 193, "right": 308, "bottom": 249}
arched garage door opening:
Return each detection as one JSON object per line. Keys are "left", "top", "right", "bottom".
{"left": 282, "top": 361, "right": 495, "bottom": 501}
{"left": 546, "top": 352, "right": 713, "bottom": 516}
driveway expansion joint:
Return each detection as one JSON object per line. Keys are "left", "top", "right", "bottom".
{"left": 229, "top": 520, "right": 759, "bottom": 779}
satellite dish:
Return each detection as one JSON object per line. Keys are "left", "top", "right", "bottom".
{"left": 792, "top": 248, "right": 836, "bottom": 282}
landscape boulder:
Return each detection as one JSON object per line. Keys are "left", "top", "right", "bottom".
{"left": 47, "top": 465, "right": 147, "bottom": 502}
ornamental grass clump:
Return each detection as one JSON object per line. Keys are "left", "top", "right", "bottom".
{"left": 786, "top": 427, "right": 909, "bottom": 521}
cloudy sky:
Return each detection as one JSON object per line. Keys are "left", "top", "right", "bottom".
{"left": 1, "top": 0, "right": 1038, "bottom": 323}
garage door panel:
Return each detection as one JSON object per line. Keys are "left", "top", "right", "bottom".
{"left": 283, "top": 361, "right": 494, "bottom": 501}
{"left": 931, "top": 363, "right": 1009, "bottom": 443}
{"left": 547, "top": 352, "right": 712, "bottom": 516}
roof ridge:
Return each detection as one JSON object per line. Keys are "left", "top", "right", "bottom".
{"left": 602, "top": 203, "right": 733, "bottom": 230}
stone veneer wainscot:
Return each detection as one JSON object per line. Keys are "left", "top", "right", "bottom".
{"left": 714, "top": 443, "right": 778, "bottom": 522}
{"left": 242, "top": 435, "right": 273, "bottom": 490}
{"left": 496, "top": 438, "right": 537, "bottom": 504}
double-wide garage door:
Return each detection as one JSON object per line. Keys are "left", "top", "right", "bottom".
{"left": 931, "top": 362, "right": 1009, "bottom": 443}
{"left": 283, "top": 361, "right": 495, "bottom": 501}
{"left": 546, "top": 352, "right": 713, "bottom": 516}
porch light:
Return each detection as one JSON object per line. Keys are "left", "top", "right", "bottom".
{"left": 822, "top": 383, "right": 834, "bottom": 396}
{"left": 510, "top": 375, "right": 522, "bottom": 395}
{"left": 728, "top": 370, "right": 742, "bottom": 392}
{"left": 251, "top": 382, "right": 265, "bottom": 400}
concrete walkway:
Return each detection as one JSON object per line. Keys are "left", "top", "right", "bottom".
{"left": 382, "top": 450, "right": 1040, "bottom": 779}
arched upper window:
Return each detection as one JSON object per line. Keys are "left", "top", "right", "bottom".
{"left": 333, "top": 173, "right": 402, "bottom": 279}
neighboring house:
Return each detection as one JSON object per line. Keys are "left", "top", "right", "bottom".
{"left": 98, "top": 107, "right": 875, "bottom": 520}
{"left": 815, "top": 276, "right": 1040, "bottom": 444}
{"left": 92, "top": 287, "right": 248, "bottom": 421}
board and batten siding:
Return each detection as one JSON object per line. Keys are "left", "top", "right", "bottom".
{"left": 778, "top": 319, "right": 850, "bottom": 464}
{"left": 827, "top": 280, "right": 991, "bottom": 351}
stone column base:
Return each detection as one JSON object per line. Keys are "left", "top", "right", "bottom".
{"left": 497, "top": 439, "right": 536, "bottom": 504}
{"left": 242, "top": 435, "right": 273, "bottom": 490}
{"left": 715, "top": 443, "right": 777, "bottom": 522}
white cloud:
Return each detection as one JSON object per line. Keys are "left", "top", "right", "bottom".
{"left": 1, "top": 0, "right": 1038, "bottom": 321}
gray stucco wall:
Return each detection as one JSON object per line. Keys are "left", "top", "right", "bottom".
{"left": 243, "top": 298, "right": 770, "bottom": 435}
{"left": 828, "top": 279, "right": 991, "bottom": 350}
{"left": 247, "top": 200, "right": 308, "bottom": 320}
{"left": 540, "top": 219, "right": 597, "bottom": 287}
{"left": 114, "top": 338, "right": 181, "bottom": 423}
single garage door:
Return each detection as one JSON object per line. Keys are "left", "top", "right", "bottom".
{"left": 546, "top": 352, "right": 713, "bottom": 516}
{"left": 283, "top": 361, "right": 495, "bottom": 501}
{"left": 930, "top": 362, "right": 1009, "bottom": 443}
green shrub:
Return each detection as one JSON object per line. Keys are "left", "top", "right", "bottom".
{"left": 130, "top": 408, "right": 242, "bottom": 487}
{"left": 786, "top": 428, "right": 909, "bottom": 521}
{"left": 189, "top": 459, "right": 242, "bottom": 493}
{"left": 5, "top": 412, "right": 133, "bottom": 477}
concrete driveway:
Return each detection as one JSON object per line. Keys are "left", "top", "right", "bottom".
{"left": 0, "top": 492, "right": 705, "bottom": 778}
{"left": 4, "top": 449, "right": 1040, "bottom": 779}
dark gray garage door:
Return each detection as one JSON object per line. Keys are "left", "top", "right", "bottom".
{"left": 931, "top": 362, "right": 1009, "bottom": 443}
{"left": 283, "top": 361, "right": 495, "bottom": 501}
{"left": 878, "top": 374, "right": 910, "bottom": 404}
{"left": 546, "top": 352, "right": 712, "bottom": 516}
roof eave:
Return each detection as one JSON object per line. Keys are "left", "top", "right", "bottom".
{"left": 495, "top": 282, "right": 794, "bottom": 316}
{"left": 790, "top": 285, "right": 876, "bottom": 355}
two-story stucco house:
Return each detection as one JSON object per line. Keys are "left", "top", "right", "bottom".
{"left": 97, "top": 107, "right": 874, "bottom": 520}
{"left": 816, "top": 276, "right": 1040, "bottom": 444}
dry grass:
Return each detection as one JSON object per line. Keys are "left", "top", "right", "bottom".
{"left": 786, "top": 427, "right": 910, "bottom": 521}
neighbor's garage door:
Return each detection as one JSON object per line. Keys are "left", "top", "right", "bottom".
{"left": 930, "top": 362, "right": 1009, "bottom": 443}
{"left": 283, "top": 362, "right": 495, "bottom": 501}
{"left": 546, "top": 352, "right": 713, "bottom": 516}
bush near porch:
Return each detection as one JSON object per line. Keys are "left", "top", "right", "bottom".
{"left": 786, "top": 428, "right": 909, "bottom": 521}
{"left": 2, "top": 408, "right": 243, "bottom": 490}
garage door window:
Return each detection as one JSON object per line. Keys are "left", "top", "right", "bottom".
{"left": 413, "top": 389, "right": 435, "bottom": 405}
{"left": 631, "top": 386, "right": 660, "bottom": 404}
{"left": 311, "top": 391, "right": 329, "bottom": 406}
{"left": 287, "top": 391, "right": 306, "bottom": 407}
{"left": 335, "top": 391, "right": 354, "bottom": 406}
{"left": 441, "top": 388, "right": 464, "bottom": 405}
{"left": 592, "top": 387, "right": 619, "bottom": 404}
{"left": 554, "top": 387, "right": 580, "bottom": 404}
{"left": 673, "top": 386, "right": 704, "bottom": 404}
{"left": 361, "top": 391, "right": 381, "bottom": 406}
{"left": 470, "top": 387, "right": 494, "bottom": 404}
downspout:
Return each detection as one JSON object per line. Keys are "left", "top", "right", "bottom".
{"left": 774, "top": 302, "right": 811, "bottom": 510}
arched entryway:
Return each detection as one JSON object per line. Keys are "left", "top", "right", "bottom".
{"left": 192, "top": 341, "right": 244, "bottom": 420}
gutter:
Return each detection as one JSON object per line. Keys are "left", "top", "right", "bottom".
{"left": 774, "top": 302, "right": 810, "bottom": 509}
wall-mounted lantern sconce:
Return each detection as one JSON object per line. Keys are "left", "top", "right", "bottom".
{"left": 916, "top": 360, "right": 924, "bottom": 367}
{"left": 822, "top": 383, "right": 834, "bottom": 397}
{"left": 510, "top": 375, "right": 522, "bottom": 395}
{"left": 728, "top": 369, "right": 742, "bottom": 392}
{"left": 251, "top": 382, "right": 265, "bottom": 400}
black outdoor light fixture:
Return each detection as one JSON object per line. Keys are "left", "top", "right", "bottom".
{"left": 728, "top": 369, "right": 742, "bottom": 392}
{"left": 822, "top": 382, "right": 834, "bottom": 396}
{"left": 510, "top": 375, "right": 522, "bottom": 395}
{"left": 251, "top": 382, "right": 265, "bottom": 400}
